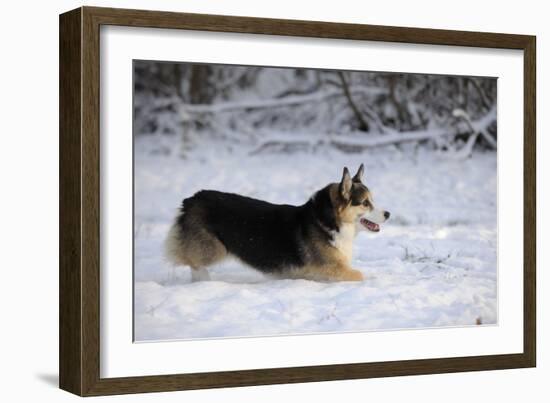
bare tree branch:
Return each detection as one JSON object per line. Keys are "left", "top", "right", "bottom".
{"left": 337, "top": 71, "right": 370, "bottom": 132}
{"left": 466, "top": 77, "right": 492, "bottom": 110}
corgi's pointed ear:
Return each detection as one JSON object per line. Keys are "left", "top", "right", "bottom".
{"left": 352, "top": 163, "right": 364, "bottom": 183}
{"left": 340, "top": 167, "right": 352, "bottom": 200}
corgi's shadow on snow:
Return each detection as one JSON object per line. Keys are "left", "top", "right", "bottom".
{"left": 163, "top": 262, "right": 272, "bottom": 285}
{"left": 161, "top": 273, "right": 375, "bottom": 286}
{"left": 162, "top": 274, "right": 269, "bottom": 286}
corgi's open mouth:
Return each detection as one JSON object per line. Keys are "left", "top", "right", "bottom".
{"left": 360, "top": 218, "right": 380, "bottom": 232}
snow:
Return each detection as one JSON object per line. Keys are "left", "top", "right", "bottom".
{"left": 134, "top": 136, "right": 497, "bottom": 341}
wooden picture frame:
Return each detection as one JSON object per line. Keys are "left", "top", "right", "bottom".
{"left": 59, "top": 6, "right": 536, "bottom": 396}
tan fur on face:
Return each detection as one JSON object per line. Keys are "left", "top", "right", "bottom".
{"left": 328, "top": 183, "right": 373, "bottom": 224}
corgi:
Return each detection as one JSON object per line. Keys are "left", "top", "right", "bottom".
{"left": 165, "top": 164, "right": 389, "bottom": 282}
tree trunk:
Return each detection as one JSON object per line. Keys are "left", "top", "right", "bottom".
{"left": 189, "top": 65, "right": 212, "bottom": 104}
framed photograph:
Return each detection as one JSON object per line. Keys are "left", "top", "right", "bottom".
{"left": 59, "top": 6, "right": 536, "bottom": 396}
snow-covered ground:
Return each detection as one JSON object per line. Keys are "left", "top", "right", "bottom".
{"left": 134, "top": 136, "right": 497, "bottom": 341}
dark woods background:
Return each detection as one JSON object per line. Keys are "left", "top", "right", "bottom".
{"left": 133, "top": 61, "right": 497, "bottom": 156}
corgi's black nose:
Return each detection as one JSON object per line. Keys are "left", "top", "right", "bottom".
{"left": 384, "top": 211, "right": 391, "bottom": 219}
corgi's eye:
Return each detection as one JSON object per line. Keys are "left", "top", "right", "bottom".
{"left": 363, "top": 200, "right": 371, "bottom": 207}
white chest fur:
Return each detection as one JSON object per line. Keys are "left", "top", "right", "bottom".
{"left": 330, "top": 223, "right": 356, "bottom": 263}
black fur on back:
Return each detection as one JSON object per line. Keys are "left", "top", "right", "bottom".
{"left": 176, "top": 188, "right": 339, "bottom": 273}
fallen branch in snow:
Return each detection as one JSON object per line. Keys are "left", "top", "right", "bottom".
{"left": 251, "top": 127, "right": 443, "bottom": 153}
{"left": 249, "top": 129, "right": 448, "bottom": 155}
{"left": 249, "top": 108, "right": 497, "bottom": 155}
{"left": 330, "top": 128, "right": 447, "bottom": 149}
{"left": 177, "top": 86, "right": 388, "bottom": 115}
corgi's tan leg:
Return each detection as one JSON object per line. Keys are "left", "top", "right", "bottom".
{"left": 289, "top": 264, "right": 364, "bottom": 282}
{"left": 336, "top": 268, "right": 364, "bottom": 281}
